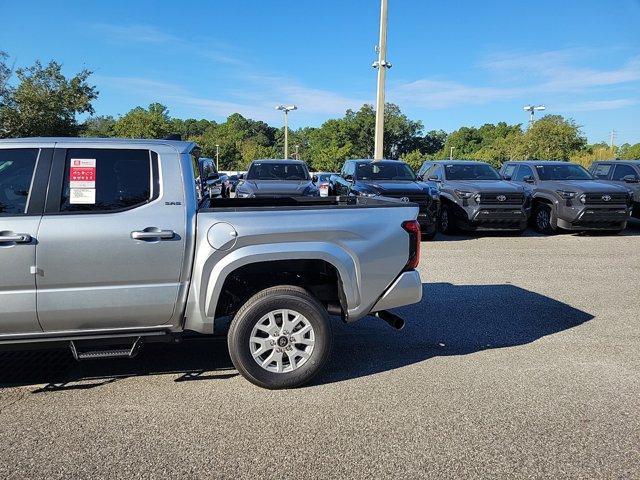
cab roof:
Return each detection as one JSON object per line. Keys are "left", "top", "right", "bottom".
{"left": 0, "top": 137, "right": 198, "bottom": 154}
{"left": 250, "top": 159, "right": 307, "bottom": 164}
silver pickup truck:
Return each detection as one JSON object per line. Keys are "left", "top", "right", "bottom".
{"left": 0, "top": 137, "right": 423, "bottom": 389}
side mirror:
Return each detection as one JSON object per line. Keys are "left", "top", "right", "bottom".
{"left": 344, "top": 174, "right": 354, "bottom": 182}
{"left": 622, "top": 174, "right": 639, "bottom": 183}
{"left": 312, "top": 174, "right": 318, "bottom": 183}
{"left": 502, "top": 174, "right": 512, "bottom": 181}
{"left": 238, "top": 173, "right": 244, "bottom": 180}
{"left": 523, "top": 175, "right": 535, "bottom": 183}
{"left": 427, "top": 175, "right": 440, "bottom": 182}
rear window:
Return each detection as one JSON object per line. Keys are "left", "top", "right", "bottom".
{"left": 0, "top": 148, "right": 38, "bottom": 215}
{"left": 60, "top": 148, "right": 153, "bottom": 212}
{"left": 247, "top": 162, "right": 309, "bottom": 180}
{"left": 355, "top": 162, "right": 415, "bottom": 181}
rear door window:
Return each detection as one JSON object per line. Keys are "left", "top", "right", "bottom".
{"left": 592, "top": 164, "right": 612, "bottom": 179}
{"left": 0, "top": 148, "right": 39, "bottom": 215}
{"left": 60, "top": 148, "right": 154, "bottom": 213}
{"left": 612, "top": 164, "right": 638, "bottom": 181}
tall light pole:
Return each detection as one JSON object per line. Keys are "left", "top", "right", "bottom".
{"left": 523, "top": 104, "right": 546, "bottom": 128}
{"left": 276, "top": 104, "right": 297, "bottom": 159}
{"left": 372, "top": 0, "right": 391, "bottom": 160}
{"left": 215, "top": 144, "right": 220, "bottom": 171}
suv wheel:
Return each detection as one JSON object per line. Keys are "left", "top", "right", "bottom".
{"left": 228, "top": 286, "right": 333, "bottom": 389}
{"left": 439, "top": 204, "right": 456, "bottom": 234}
{"left": 533, "top": 204, "right": 556, "bottom": 234}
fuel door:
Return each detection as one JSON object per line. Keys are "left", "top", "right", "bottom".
{"left": 207, "top": 222, "right": 238, "bottom": 251}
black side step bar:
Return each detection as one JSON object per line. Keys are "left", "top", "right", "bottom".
{"left": 69, "top": 337, "right": 143, "bottom": 361}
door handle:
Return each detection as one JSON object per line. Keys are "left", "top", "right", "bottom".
{"left": 0, "top": 233, "right": 32, "bottom": 243}
{"left": 131, "top": 229, "right": 175, "bottom": 240}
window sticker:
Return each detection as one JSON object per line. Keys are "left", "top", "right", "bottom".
{"left": 69, "top": 188, "right": 96, "bottom": 204}
{"left": 69, "top": 158, "right": 96, "bottom": 204}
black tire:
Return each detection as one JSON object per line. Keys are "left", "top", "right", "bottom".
{"left": 228, "top": 285, "right": 333, "bottom": 389}
{"left": 438, "top": 204, "right": 457, "bottom": 234}
{"left": 533, "top": 204, "right": 556, "bottom": 234}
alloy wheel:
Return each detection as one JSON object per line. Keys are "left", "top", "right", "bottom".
{"left": 249, "top": 309, "right": 315, "bottom": 373}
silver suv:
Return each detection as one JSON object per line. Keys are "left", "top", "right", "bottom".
{"left": 501, "top": 161, "right": 633, "bottom": 233}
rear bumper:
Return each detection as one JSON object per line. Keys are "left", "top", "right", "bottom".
{"left": 557, "top": 205, "right": 632, "bottom": 230}
{"left": 371, "top": 270, "right": 423, "bottom": 312}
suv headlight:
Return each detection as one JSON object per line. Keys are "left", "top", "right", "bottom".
{"left": 236, "top": 192, "right": 253, "bottom": 198}
{"left": 556, "top": 190, "right": 576, "bottom": 199}
{"left": 473, "top": 193, "right": 481, "bottom": 203}
{"left": 362, "top": 191, "right": 378, "bottom": 197}
{"left": 454, "top": 190, "right": 473, "bottom": 199}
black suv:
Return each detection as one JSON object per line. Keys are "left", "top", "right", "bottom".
{"left": 330, "top": 159, "right": 439, "bottom": 238}
{"left": 417, "top": 160, "right": 531, "bottom": 234}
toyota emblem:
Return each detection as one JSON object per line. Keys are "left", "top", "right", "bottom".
{"left": 602, "top": 194, "right": 611, "bottom": 202}
{"left": 497, "top": 195, "right": 507, "bottom": 202}
{"left": 400, "top": 197, "right": 410, "bottom": 203}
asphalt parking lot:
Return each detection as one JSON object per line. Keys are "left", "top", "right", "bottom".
{"left": 1, "top": 224, "right": 638, "bottom": 479}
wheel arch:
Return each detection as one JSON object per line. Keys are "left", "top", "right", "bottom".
{"left": 184, "top": 243, "right": 358, "bottom": 333}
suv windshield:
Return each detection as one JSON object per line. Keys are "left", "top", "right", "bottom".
{"left": 247, "top": 162, "right": 309, "bottom": 181}
{"left": 355, "top": 162, "right": 415, "bottom": 181}
{"left": 535, "top": 164, "right": 593, "bottom": 181}
{"left": 444, "top": 163, "right": 501, "bottom": 180}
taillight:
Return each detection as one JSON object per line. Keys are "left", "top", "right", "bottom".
{"left": 401, "top": 220, "right": 421, "bottom": 270}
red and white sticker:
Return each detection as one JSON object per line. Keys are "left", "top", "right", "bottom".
{"left": 319, "top": 183, "right": 329, "bottom": 197}
{"left": 70, "top": 158, "right": 96, "bottom": 188}
{"left": 69, "top": 158, "right": 96, "bottom": 204}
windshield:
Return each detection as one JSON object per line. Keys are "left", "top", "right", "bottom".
{"left": 535, "top": 164, "right": 593, "bottom": 181}
{"left": 316, "top": 173, "right": 332, "bottom": 183}
{"left": 355, "top": 162, "right": 416, "bottom": 181}
{"left": 444, "top": 163, "right": 501, "bottom": 180}
{"left": 247, "top": 162, "right": 310, "bottom": 181}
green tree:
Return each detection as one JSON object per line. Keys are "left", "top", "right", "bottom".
{"left": 81, "top": 115, "right": 116, "bottom": 137}
{"left": 0, "top": 59, "right": 97, "bottom": 138}
{"left": 112, "top": 103, "right": 172, "bottom": 139}
{"left": 0, "top": 51, "right": 11, "bottom": 105}
{"left": 516, "top": 115, "right": 586, "bottom": 160}
{"left": 618, "top": 142, "right": 640, "bottom": 160}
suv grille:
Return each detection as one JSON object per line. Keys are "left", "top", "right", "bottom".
{"left": 478, "top": 192, "right": 524, "bottom": 205}
{"left": 386, "top": 194, "right": 429, "bottom": 204}
{"left": 583, "top": 193, "right": 629, "bottom": 205}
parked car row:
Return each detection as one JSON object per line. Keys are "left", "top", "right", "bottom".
{"left": 229, "top": 157, "right": 637, "bottom": 237}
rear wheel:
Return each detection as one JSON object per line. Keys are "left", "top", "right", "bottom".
{"left": 439, "top": 204, "right": 457, "bottom": 234}
{"left": 533, "top": 204, "right": 556, "bottom": 234}
{"left": 228, "top": 286, "right": 333, "bottom": 389}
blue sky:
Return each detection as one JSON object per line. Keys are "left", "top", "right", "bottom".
{"left": 1, "top": 0, "right": 640, "bottom": 144}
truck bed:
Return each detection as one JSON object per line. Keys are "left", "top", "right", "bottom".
{"left": 201, "top": 195, "right": 414, "bottom": 211}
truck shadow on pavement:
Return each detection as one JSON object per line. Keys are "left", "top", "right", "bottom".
{"left": 0, "top": 283, "right": 593, "bottom": 390}
{"left": 315, "top": 282, "right": 594, "bottom": 385}
{"left": 0, "top": 337, "right": 238, "bottom": 390}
